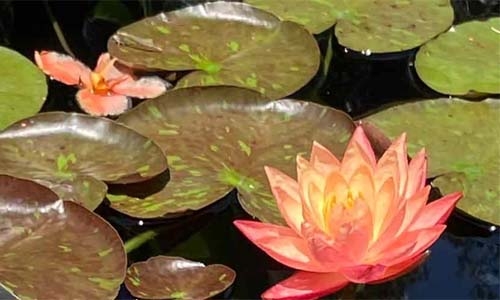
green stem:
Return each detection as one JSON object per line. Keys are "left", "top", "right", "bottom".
{"left": 42, "top": 0, "right": 76, "bottom": 57}
{"left": 124, "top": 230, "right": 158, "bottom": 253}
{"left": 322, "top": 29, "right": 334, "bottom": 78}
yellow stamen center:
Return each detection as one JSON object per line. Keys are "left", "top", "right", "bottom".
{"left": 90, "top": 72, "right": 109, "bottom": 94}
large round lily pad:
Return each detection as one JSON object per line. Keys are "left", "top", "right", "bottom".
{"left": 415, "top": 17, "right": 500, "bottom": 95}
{"left": 0, "top": 112, "right": 168, "bottom": 210}
{"left": 107, "top": 1, "right": 320, "bottom": 99}
{"left": 0, "top": 46, "right": 47, "bottom": 130}
{"left": 0, "top": 175, "right": 126, "bottom": 299}
{"left": 363, "top": 98, "right": 500, "bottom": 225}
{"left": 111, "top": 86, "right": 355, "bottom": 224}
{"left": 244, "top": 0, "right": 454, "bottom": 53}
{"left": 125, "top": 256, "right": 235, "bottom": 299}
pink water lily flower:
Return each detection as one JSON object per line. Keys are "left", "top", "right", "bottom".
{"left": 35, "top": 51, "right": 171, "bottom": 116}
{"left": 234, "top": 126, "right": 462, "bottom": 300}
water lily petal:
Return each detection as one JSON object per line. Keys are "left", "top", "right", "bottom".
{"left": 310, "top": 141, "right": 341, "bottom": 174}
{"left": 76, "top": 89, "right": 131, "bottom": 116}
{"left": 301, "top": 222, "right": 354, "bottom": 270}
{"left": 369, "top": 251, "right": 429, "bottom": 284}
{"left": 261, "top": 271, "right": 349, "bottom": 300}
{"left": 372, "top": 177, "right": 397, "bottom": 238}
{"left": 34, "top": 50, "right": 91, "bottom": 86}
{"left": 341, "top": 127, "right": 377, "bottom": 179}
{"left": 341, "top": 263, "right": 387, "bottom": 283}
{"left": 298, "top": 165, "right": 328, "bottom": 228}
{"left": 233, "top": 220, "right": 329, "bottom": 272}
{"left": 112, "top": 76, "right": 171, "bottom": 99}
{"left": 348, "top": 166, "right": 375, "bottom": 215}
{"left": 405, "top": 149, "right": 427, "bottom": 199}
{"left": 265, "top": 166, "right": 304, "bottom": 235}
{"left": 408, "top": 192, "right": 462, "bottom": 231}
{"left": 375, "top": 133, "right": 408, "bottom": 200}
{"left": 397, "top": 186, "right": 431, "bottom": 235}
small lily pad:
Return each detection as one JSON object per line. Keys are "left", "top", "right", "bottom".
{"left": 0, "top": 112, "right": 168, "bottom": 210}
{"left": 363, "top": 98, "right": 500, "bottom": 225}
{"left": 415, "top": 17, "right": 500, "bottom": 95}
{"left": 0, "top": 175, "right": 126, "bottom": 299}
{"left": 244, "top": 0, "right": 454, "bottom": 53}
{"left": 0, "top": 46, "right": 47, "bottom": 130}
{"left": 125, "top": 256, "right": 235, "bottom": 300}
{"left": 107, "top": 1, "right": 320, "bottom": 99}
{"left": 112, "top": 86, "right": 355, "bottom": 224}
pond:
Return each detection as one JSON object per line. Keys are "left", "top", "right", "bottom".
{"left": 0, "top": 0, "right": 499, "bottom": 299}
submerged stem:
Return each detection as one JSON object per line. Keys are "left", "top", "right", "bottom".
{"left": 42, "top": 0, "right": 76, "bottom": 57}
{"left": 124, "top": 230, "right": 158, "bottom": 253}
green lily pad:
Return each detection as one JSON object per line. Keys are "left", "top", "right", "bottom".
{"left": 363, "top": 98, "right": 500, "bottom": 225}
{"left": 125, "top": 256, "right": 235, "bottom": 299}
{"left": 0, "top": 112, "right": 168, "bottom": 210}
{"left": 112, "top": 86, "right": 355, "bottom": 224}
{"left": 107, "top": 1, "right": 320, "bottom": 99}
{"left": 415, "top": 17, "right": 500, "bottom": 95}
{"left": 244, "top": 0, "right": 454, "bottom": 53}
{"left": 0, "top": 175, "right": 126, "bottom": 299}
{"left": 0, "top": 46, "right": 47, "bottom": 130}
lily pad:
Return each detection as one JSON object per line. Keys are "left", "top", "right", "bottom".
{"left": 415, "top": 17, "right": 500, "bottom": 95}
{"left": 0, "top": 46, "right": 47, "bottom": 130}
{"left": 363, "top": 98, "right": 500, "bottom": 225}
{"left": 0, "top": 112, "right": 168, "bottom": 210}
{"left": 111, "top": 86, "right": 355, "bottom": 224}
{"left": 107, "top": 1, "right": 320, "bottom": 99}
{"left": 244, "top": 0, "right": 454, "bottom": 53}
{"left": 0, "top": 175, "right": 126, "bottom": 299}
{"left": 125, "top": 256, "right": 235, "bottom": 299}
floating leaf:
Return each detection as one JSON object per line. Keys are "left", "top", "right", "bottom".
{"left": 0, "top": 46, "right": 47, "bottom": 130}
{"left": 244, "top": 0, "right": 454, "bottom": 53}
{"left": 111, "top": 86, "right": 355, "bottom": 224}
{"left": 107, "top": 1, "right": 320, "bottom": 98}
{"left": 0, "top": 112, "right": 168, "bottom": 210}
{"left": 415, "top": 17, "right": 500, "bottom": 95}
{"left": 363, "top": 98, "right": 500, "bottom": 225}
{"left": 125, "top": 256, "right": 235, "bottom": 299}
{"left": 0, "top": 175, "right": 126, "bottom": 299}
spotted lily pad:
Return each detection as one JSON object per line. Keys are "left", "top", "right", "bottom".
{"left": 111, "top": 86, "right": 355, "bottom": 224}
{"left": 0, "top": 46, "right": 47, "bottom": 130}
{"left": 107, "top": 1, "right": 320, "bottom": 99}
{"left": 363, "top": 98, "right": 500, "bottom": 225}
{"left": 0, "top": 175, "right": 126, "bottom": 299}
{"left": 125, "top": 256, "right": 235, "bottom": 299}
{"left": 244, "top": 0, "right": 454, "bottom": 53}
{"left": 0, "top": 112, "right": 168, "bottom": 210}
{"left": 415, "top": 17, "right": 500, "bottom": 95}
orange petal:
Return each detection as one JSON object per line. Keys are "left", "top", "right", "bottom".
{"left": 233, "top": 220, "right": 329, "bottom": 272}
{"left": 112, "top": 76, "right": 171, "bottom": 99}
{"left": 340, "top": 263, "right": 386, "bottom": 283}
{"left": 367, "top": 206, "right": 405, "bottom": 252}
{"left": 405, "top": 149, "right": 427, "bottom": 199}
{"left": 368, "top": 251, "right": 429, "bottom": 284}
{"left": 348, "top": 166, "right": 375, "bottom": 214}
{"left": 265, "top": 166, "right": 304, "bottom": 235}
{"left": 76, "top": 89, "right": 131, "bottom": 116}
{"left": 298, "top": 166, "right": 327, "bottom": 228}
{"left": 34, "top": 50, "right": 91, "bottom": 86}
{"left": 341, "top": 126, "right": 377, "bottom": 179}
{"left": 407, "top": 192, "right": 462, "bottom": 231}
{"left": 375, "top": 133, "right": 408, "bottom": 200}
{"left": 309, "top": 141, "right": 341, "bottom": 174}
{"left": 372, "top": 177, "right": 397, "bottom": 239}
{"left": 396, "top": 186, "right": 431, "bottom": 235}
{"left": 94, "top": 53, "right": 112, "bottom": 72}
{"left": 261, "top": 271, "right": 349, "bottom": 300}
{"left": 301, "top": 222, "right": 354, "bottom": 270}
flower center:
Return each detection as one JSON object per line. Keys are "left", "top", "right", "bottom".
{"left": 322, "top": 189, "right": 357, "bottom": 230}
{"left": 90, "top": 72, "right": 110, "bottom": 95}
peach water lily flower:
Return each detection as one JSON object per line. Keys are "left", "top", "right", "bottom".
{"left": 35, "top": 51, "right": 171, "bottom": 116}
{"left": 234, "top": 126, "right": 462, "bottom": 300}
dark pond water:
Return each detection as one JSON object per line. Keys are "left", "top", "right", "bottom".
{"left": 1, "top": 1, "right": 499, "bottom": 299}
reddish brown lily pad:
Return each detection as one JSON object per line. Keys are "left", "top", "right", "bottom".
{"left": 107, "top": 1, "right": 320, "bottom": 99}
{"left": 125, "top": 256, "right": 235, "bottom": 299}
{"left": 0, "top": 112, "right": 168, "bottom": 210}
{"left": 111, "top": 86, "right": 355, "bottom": 224}
{"left": 0, "top": 175, "right": 126, "bottom": 299}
